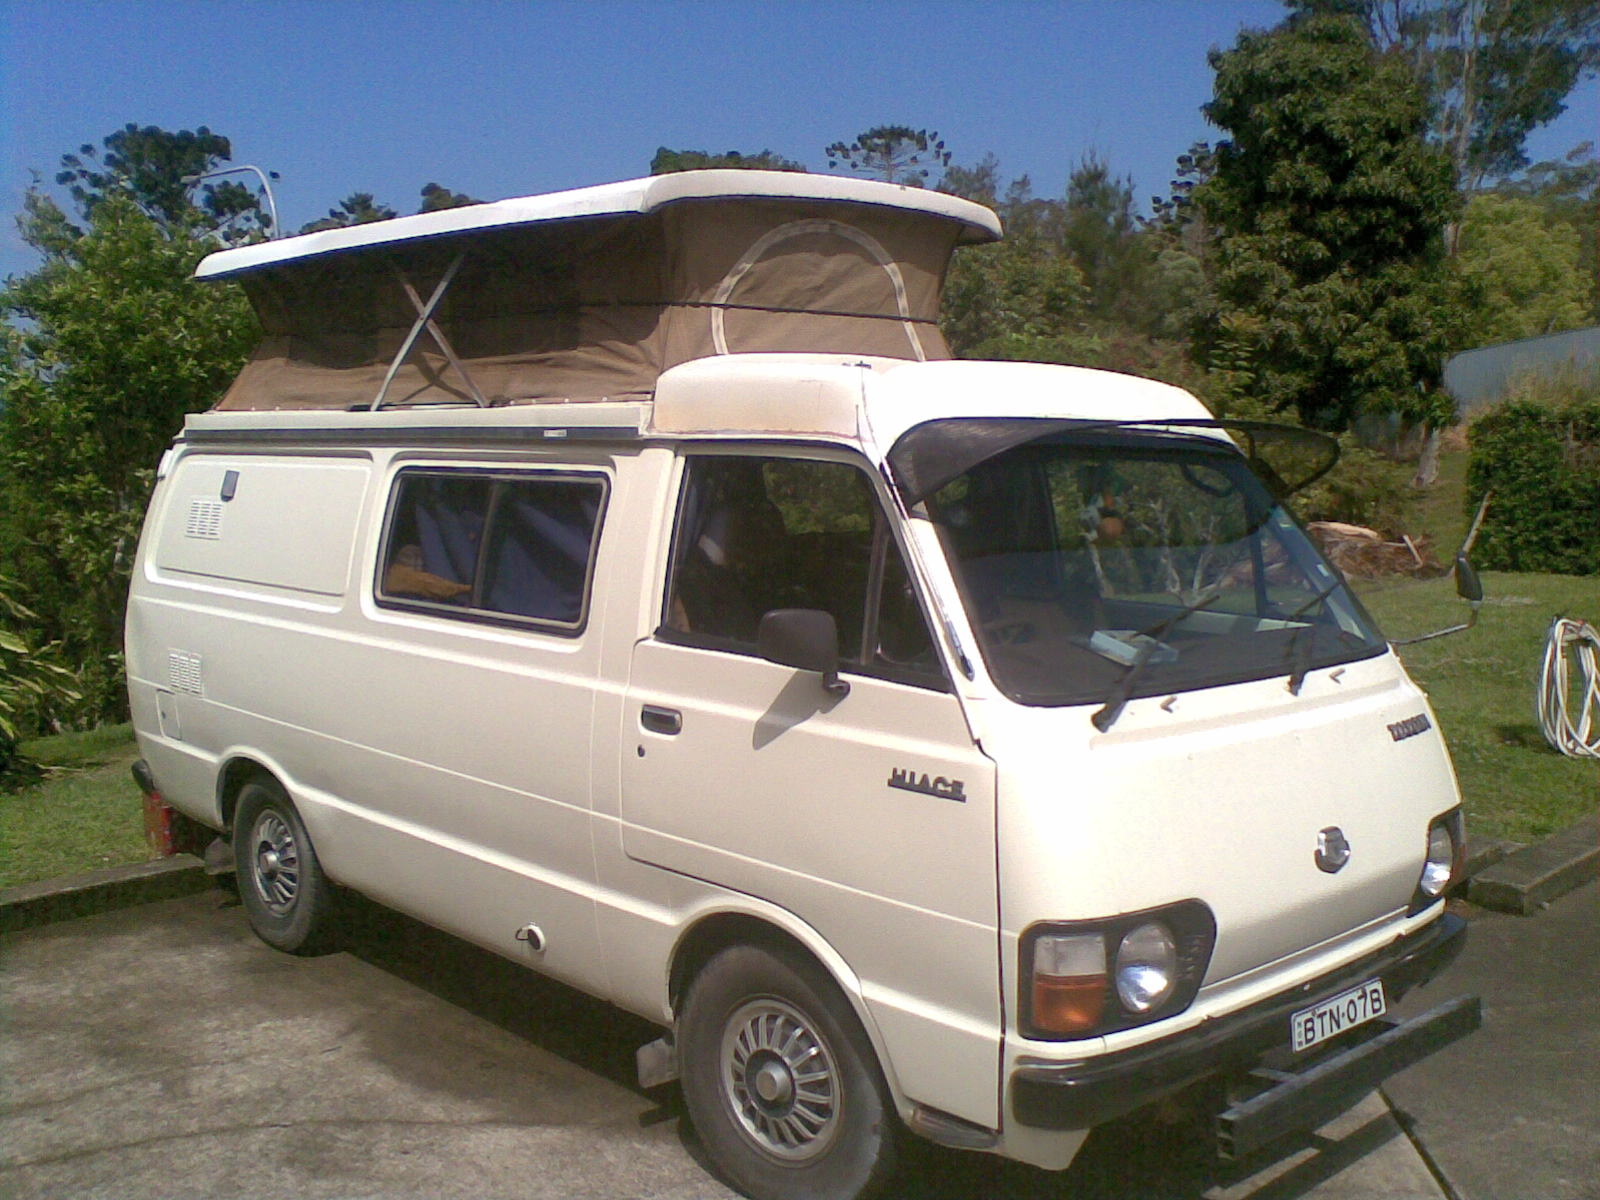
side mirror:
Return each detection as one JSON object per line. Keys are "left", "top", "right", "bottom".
{"left": 1392, "top": 556, "right": 1486, "bottom": 646}
{"left": 758, "top": 609, "right": 850, "bottom": 699}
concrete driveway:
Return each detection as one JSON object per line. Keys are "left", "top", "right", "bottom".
{"left": 1, "top": 888, "right": 1447, "bottom": 1199}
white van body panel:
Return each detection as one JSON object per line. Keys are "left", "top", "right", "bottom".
{"left": 988, "top": 655, "right": 1451, "bottom": 984}
{"left": 986, "top": 654, "right": 1454, "bottom": 1056}
{"left": 132, "top": 443, "right": 620, "bottom": 996}
{"left": 152, "top": 456, "right": 370, "bottom": 596}
{"left": 622, "top": 636, "right": 1002, "bottom": 1127}
{"left": 864, "top": 358, "right": 1213, "bottom": 447}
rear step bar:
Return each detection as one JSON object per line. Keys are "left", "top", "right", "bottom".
{"left": 1216, "top": 994, "right": 1481, "bottom": 1161}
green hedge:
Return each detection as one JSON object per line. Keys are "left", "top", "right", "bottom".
{"left": 1467, "top": 397, "right": 1600, "bottom": 575}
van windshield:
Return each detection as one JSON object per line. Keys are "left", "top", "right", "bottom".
{"left": 919, "top": 431, "right": 1386, "bottom": 707}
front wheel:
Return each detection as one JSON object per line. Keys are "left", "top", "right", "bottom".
{"left": 233, "top": 779, "right": 338, "bottom": 955}
{"left": 679, "top": 943, "right": 898, "bottom": 1200}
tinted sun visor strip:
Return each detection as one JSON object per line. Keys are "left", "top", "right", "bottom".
{"left": 886, "top": 417, "right": 1340, "bottom": 506}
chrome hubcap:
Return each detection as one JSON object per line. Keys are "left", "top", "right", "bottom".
{"left": 720, "top": 999, "right": 839, "bottom": 1162}
{"left": 250, "top": 811, "right": 299, "bottom": 915}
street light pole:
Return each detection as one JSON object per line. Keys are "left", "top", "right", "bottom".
{"left": 181, "top": 165, "right": 281, "bottom": 239}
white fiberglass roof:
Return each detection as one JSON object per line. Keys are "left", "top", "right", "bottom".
{"left": 194, "top": 170, "right": 1003, "bottom": 281}
{"left": 649, "top": 355, "right": 1216, "bottom": 447}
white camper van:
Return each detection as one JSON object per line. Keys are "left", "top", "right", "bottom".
{"left": 127, "top": 172, "right": 1480, "bottom": 1200}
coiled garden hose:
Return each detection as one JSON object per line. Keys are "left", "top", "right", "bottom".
{"left": 1538, "top": 617, "right": 1600, "bottom": 759}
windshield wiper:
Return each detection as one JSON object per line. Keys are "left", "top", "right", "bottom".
{"left": 1091, "top": 587, "right": 1224, "bottom": 732}
{"left": 1283, "top": 577, "right": 1347, "bottom": 695}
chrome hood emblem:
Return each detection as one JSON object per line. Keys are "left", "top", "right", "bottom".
{"left": 1315, "top": 826, "right": 1351, "bottom": 874}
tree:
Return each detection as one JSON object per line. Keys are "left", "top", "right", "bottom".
{"left": 1150, "top": 142, "right": 1217, "bottom": 235}
{"left": 1456, "top": 193, "right": 1590, "bottom": 343}
{"left": 419, "top": 182, "right": 483, "bottom": 211}
{"left": 826, "top": 126, "right": 950, "bottom": 186}
{"left": 941, "top": 235, "right": 1089, "bottom": 362}
{"left": 301, "top": 184, "right": 481, "bottom": 229}
{"left": 997, "top": 174, "right": 1066, "bottom": 243}
{"left": 938, "top": 154, "right": 1208, "bottom": 386}
{"left": 1194, "top": 14, "right": 1464, "bottom": 432}
{"left": 1287, "top": 0, "right": 1600, "bottom": 193}
{"left": 938, "top": 153, "right": 1002, "bottom": 208}
{"left": 299, "top": 192, "right": 399, "bottom": 233}
{"left": 2, "top": 134, "right": 259, "bottom": 721}
{"left": 53, "top": 122, "right": 269, "bottom": 240}
{"left": 939, "top": 155, "right": 1061, "bottom": 240}
{"left": 650, "top": 147, "right": 804, "bottom": 174}
{"left": 1283, "top": 2, "right": 1599, "bottom": 479}
{"left": 1500, "top": 139, "right": 1599, "bottom": 204}
{"left": 937, "top": 155, "right": 1085, "bottom": 361}
{"left": 1062, "top": 154, "right": 1158, "bottom": 329}
{"left": 1493, "top": 142, "right": 1599, "bottom": 319}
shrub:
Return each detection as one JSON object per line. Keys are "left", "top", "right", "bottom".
{"left": 1467, "top": 371, "right": 1600, "bottom": 575}
{"left": 0, "top": 578, "right": 81, "bottom": 774}
{"left": 1295, "top": 440, "right": 1415, "bottom": 533}
{"left": 1199, "top": 384, "right": 1416, "bottom": 534}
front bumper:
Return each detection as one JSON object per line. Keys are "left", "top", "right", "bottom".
{"left": 1215, "top": 992, "right": 1479, "bottom": 1160}
{"left": 1011, "top": 911, "right": 1475, "bottom": 1136}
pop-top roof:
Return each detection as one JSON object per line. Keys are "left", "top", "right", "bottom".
{"left": 196, "top": 171, "right": 1001, "bottom": 281}
{"left": 199, "top": 171, "right": 1002, "bottom": 412}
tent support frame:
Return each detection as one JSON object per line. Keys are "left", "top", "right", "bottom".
{"left": 370, "top": 254, "right": 489, "bottom": 410}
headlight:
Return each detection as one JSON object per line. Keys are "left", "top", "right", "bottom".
{"left": 1115, "top": 922, "right": 1178, "bottom": 1013}
{"left": 1411, "top": 808, "right": 1466, "bottom": 912}
{"left": 1420, "top": 826, "right": 1454, "bottom": 896}
{"left": 1021, "top": 901, "right": 1215, "bottom": 1040}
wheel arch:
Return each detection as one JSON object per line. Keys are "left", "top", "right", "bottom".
{"left": 214, "top": 752, "right": 289, "bottom": 833}
{"left": 666, "top": 904, "right": 907, "bottom": 1113}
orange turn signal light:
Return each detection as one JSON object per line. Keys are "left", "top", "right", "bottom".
{"left": 1032, "top": 972, "right": 1108, "bottom": 1034}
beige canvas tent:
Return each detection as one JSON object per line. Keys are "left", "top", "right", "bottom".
{"left": 196, "top": 171, "right": 1002, "bottom": 411}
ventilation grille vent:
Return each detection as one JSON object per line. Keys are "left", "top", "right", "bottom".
{"left": 184, "top": 499, "right": 224, "bottom": 540}
{"left": 167, "top": 651, "right": 204, "bottom": 695}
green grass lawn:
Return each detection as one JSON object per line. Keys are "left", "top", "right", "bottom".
{"left": 1357, "top": 569, "right": 1598, "bottom": 844}
{"left": 0, "top": 723, "right": 155, "bottom": 889}
{"left": 1354, "top": 439, "right": 1596, "bottom": 845}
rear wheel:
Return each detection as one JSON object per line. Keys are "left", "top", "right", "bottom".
{"left": 679, "top": 943, "right": 898, "bottom": 1200}
{"left": 233, "top": 779, "right": 338, "bottom": 954}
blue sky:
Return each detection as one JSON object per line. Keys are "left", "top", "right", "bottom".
{"left": 2, "top": 0, "right": 1595, "bottom": 282}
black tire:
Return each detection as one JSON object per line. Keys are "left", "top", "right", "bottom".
{"left": 232, "top": 779, "right": 338, "bottom": 955}
{"left": 679, "top": 943, "right": 899, "bottom": 1200}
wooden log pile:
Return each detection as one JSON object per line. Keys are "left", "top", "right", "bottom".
{"left": 1308, "top": 521, "right": 1443, "bottom": 579}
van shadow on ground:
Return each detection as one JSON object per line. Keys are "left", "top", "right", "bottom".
{"left": 332, "top": 892, "right": 1356, "bottom": 1200}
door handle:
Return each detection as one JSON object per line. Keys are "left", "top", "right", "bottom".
{"left": 640, "top": 705, "right": 682, "bottom": 736}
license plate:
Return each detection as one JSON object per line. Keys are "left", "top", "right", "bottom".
{"left": 1291, "top": 979, "right": 1387, "bottom": 1052}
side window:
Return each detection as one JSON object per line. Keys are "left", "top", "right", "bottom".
{"left": 378, "top": 468, "right": 606, "bottom": 631}
{"left": 663, "top": 455, "right": 943, "bottom": 686}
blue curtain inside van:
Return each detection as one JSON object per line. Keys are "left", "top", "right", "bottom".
{"left": 484, "top": 484, "right": 600, "bottom": 622}
{"left": 394, "top": 472, "right": 602, "bottom": 626}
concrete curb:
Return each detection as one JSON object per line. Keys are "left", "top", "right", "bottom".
{"left": 0, "top": 855, "right": 212, "bottom": 934}
{"left": 1466, "top": 812, "right": 1599, "bottom": 915}
{"left": 1460, "top": 837, "right": 1521, "bottom": 881}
